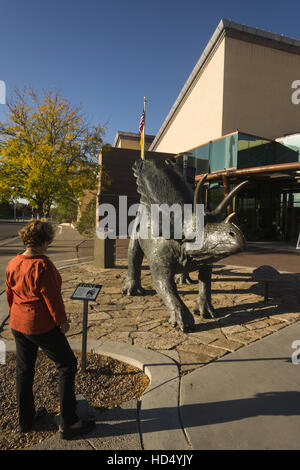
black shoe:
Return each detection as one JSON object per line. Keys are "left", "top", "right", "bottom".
{"left": 60, "top": 420, "right": 95, "bottom": 440}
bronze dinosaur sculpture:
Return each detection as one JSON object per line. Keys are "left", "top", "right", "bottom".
{"left": 123, "top": 159, "right": 247, "bottom": 332}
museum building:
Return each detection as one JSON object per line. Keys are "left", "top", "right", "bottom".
{"left": 102, "top": 19, "right": 300, "bottom": 242}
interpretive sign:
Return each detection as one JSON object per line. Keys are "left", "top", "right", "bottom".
{"left": 71, "top": 283, "right": 102, "bottom": 301}
{"left": 71, "top": 283, "right": 102, "bottom": 371}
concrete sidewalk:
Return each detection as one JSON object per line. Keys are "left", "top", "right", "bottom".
{"left": 22, "top": 320, "right": 300, "bottom": 450}
{"left": 180, "top": 320, "right": 300, "bottom": 450}
{"left": 0, "top": 291, "right": 8, "bottom": 330}
{"left": 218, "top": 242, "right": 300, "bottom": 274}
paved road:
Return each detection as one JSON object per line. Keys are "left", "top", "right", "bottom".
{"left": 0, "top": 221, "right": 27, "bottom": 241}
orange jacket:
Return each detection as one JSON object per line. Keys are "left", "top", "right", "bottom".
{"left": 6, "top": 253, "right": 68, "bottom": 335}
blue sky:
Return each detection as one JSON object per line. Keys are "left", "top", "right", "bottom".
{"left": 1, "top": 0, "right": 300, "bottom": 146}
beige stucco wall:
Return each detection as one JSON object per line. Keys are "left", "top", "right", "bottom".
{"left": 154, "top": 37, "right": 226, "bottom": 154}
{"left": 116, "top": 137, "right": 141, "bottom": 150}
{"left": 116, "top": 136, "right": 154, "bottom": 151}
{"left": 222, "top": 37, "right": 300, "bottom": 139}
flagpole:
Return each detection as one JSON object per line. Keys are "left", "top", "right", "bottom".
{"left": 139, "top": 97, "right": 147, "bottom": 160}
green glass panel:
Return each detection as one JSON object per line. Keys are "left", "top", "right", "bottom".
{"left": 276, "top": 135, "right": 300, "bottom": 162}
{"left": 237, "top": 132, "right": 298, "bottom": 168}
{"left": 187, "top": 132, "right": 238, "bottom": 173}
{"left": 224, "top": 133, "right": 238, "bottom": 169}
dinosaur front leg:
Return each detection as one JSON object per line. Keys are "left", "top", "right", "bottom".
{"left": 152, "top": 270, "right": 195, "bottom": 332}
{"left": 123, "top": 236, "right": 146, "bottom": 296}
{"left": 194, "top": 264, "right": 216, "bottom": 318}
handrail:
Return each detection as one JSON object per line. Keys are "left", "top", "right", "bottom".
{"left": 195, "top": 162, "right": 300, "bottom": 182}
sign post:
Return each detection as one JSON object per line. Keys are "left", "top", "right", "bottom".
{"left": 71, "top": 283, "right": 102, "bottom": 372}
{"left": 81, "top": 299, "right": 89, "bottom": 372}
{"left": 297, "top": 233, "right": 300, "bottom": 250}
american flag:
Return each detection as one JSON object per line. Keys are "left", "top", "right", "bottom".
{"left": 139, "top": 98, "right": 146, "bottom": 160}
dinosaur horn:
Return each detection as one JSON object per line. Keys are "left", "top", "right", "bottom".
{"left": 224, "top": 212, "right": 236, "bottom": 223}
{"left": 209, "top": 180, "right": 248, "bottom": 217}
{"left": 192, "top": 173, "right": 208, "bottom": 231}
{"left": 193, "top": 173, "right": 208, "bottom": 211}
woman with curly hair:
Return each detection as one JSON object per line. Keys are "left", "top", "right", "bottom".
{"left": 6, "top": 219, "right": 94, "bottom": 439}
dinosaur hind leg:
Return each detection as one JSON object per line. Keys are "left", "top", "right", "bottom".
{"left": 194, "top": 265, "right": 216, "bottom": 318}
{"left": 152, "top": 270, "right": 195, "bottom": 332}
{"left": 123, "top": 237, "right": 146, "bottom": 296}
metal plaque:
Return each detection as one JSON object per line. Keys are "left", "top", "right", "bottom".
{"left": 71, "top": 283, "right": 102, "bottom": 301}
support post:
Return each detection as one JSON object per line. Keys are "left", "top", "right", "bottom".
{"left": 81, "top": 299, "right": 88, "bottom": 372}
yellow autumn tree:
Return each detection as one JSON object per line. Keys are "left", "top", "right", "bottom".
{"left": 0, "top": 87, "right": 109, "bottom": 217}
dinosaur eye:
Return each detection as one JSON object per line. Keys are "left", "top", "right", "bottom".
{"left": 229, "top": 231, "right": 235, "bottom": 238}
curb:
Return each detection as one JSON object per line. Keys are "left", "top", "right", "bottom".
{"left": 4, "top": 338, "right": 189, "bottom": 451}
{"left": 69, "top": 339, "right": 189, "bottom": 450}
{"left": 0, "top": 236, "right": 20, "bottom": 247}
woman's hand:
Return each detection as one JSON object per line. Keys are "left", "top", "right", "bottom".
{"left": 60, "top": 322, "right": 70, "bottom": 334}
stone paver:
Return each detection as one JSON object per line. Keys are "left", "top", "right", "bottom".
{"left": 1, "top": 261, "right": 300, "bottom": 375}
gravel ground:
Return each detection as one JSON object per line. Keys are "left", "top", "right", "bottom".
{"left": 0, "top": 351, "right": 150, "bottom": 450}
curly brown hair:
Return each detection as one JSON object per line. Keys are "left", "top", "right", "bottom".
{"left": 18, "top": 219, "right": 55, "bottom": 247}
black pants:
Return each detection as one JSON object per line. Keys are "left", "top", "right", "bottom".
{"left": 11, "top": 326, "right": 79, "bottom": 430}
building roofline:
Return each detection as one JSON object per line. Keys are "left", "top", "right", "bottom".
{"left": 149, "top": 18, "right": 300, "bottom": 152}
{"left": 276, "top": 132, "right": 300, "bottom": 141}
{"left": 113, "top": 130, "right": 155, "bottom": 147}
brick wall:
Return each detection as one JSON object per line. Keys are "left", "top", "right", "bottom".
{"left": 97, "top": 148, "right": 175, "bottom": 234}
